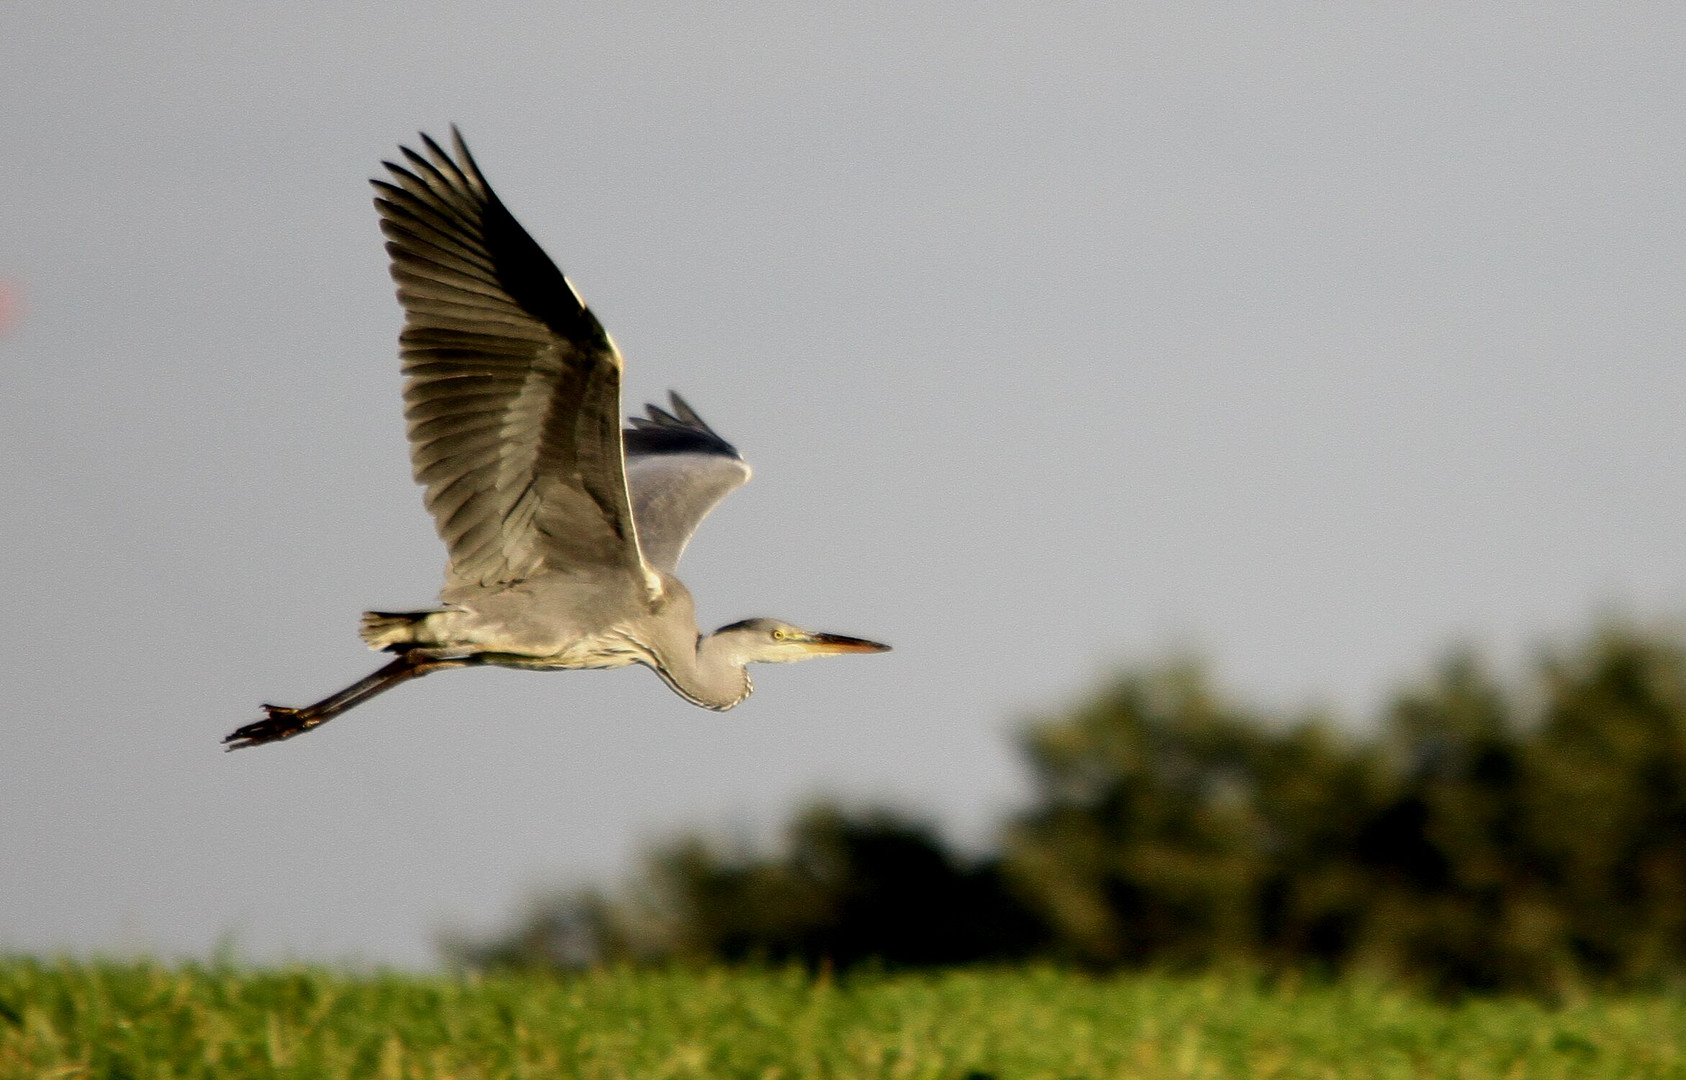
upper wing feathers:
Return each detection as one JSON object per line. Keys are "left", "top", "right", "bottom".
{"left": 374, "top": 128, "right": 651, "bottom": 595}
{"left": 623, "top": 393, "right": 752, "bottom": 572}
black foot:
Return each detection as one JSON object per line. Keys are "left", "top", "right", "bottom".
{"left": 223, "top": 705, "right": 327, "bottom": 751}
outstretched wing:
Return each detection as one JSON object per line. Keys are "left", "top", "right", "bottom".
{"left": 623, "top": 393, "right": 752, "bottom": 573}
{"left": 372, "top": 129, "right": 655, "bottom": 599}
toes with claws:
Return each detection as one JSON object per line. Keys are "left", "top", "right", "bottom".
{"left": 223, "top": 706, "right": 324, "bottom": 751}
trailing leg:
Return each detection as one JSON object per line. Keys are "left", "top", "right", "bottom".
{"left": 224, "top": 651, "right": 479, "bottom": 750}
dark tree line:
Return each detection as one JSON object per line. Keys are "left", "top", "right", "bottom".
{"left": 446, "top": 624, "right": 1686, "bottom": 995}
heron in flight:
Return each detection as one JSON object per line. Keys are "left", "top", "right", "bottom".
{"left": 225, "top": 130, "right": 887, "bottom": 750}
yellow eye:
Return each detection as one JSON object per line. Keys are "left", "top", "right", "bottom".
{"left": 771, "top": 628, "right": 789, "bottom": 641}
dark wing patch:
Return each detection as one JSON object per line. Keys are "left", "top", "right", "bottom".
{"left": 624, "top": 392, "right": 740, "bottom": 459}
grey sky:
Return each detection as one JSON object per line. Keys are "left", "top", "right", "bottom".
{"left": 3, "top": 4, "right": 1683, "bottom": 966}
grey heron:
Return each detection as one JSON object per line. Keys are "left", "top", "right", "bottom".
{"left": 225, "top": 130, "right": 887, "bottom": 750}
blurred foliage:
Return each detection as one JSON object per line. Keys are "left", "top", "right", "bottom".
{"left": 445, "top": 807, "right": 1048, "bottom": 972}
{"left": 449, "top": 624, "right": 1686, "bottom": 996}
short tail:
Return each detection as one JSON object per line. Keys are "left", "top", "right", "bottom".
{"left": 359, "top": 610, "right": 445, "bottom": 652}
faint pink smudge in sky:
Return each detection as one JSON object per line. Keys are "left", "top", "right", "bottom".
{"left": 0, "top": 278, "right": 20, "bottom": 334}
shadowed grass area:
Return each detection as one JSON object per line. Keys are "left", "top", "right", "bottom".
{"left": 4, "top": 960, "right": 1686, "bottom": 1078}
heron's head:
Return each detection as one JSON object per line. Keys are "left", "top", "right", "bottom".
{"left": 711, "top": 618, "right": 890, "bottom": 665}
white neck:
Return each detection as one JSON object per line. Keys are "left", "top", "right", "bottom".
{"left": 653, "top": 631, "right": 753, "bottom": 711}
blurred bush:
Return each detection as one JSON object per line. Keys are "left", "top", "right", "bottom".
{"left": 444, "top": 806, "right": 1048, "bottom": 971}
{"left": 446, "top": 624, "right": 1686, "bottom": 995}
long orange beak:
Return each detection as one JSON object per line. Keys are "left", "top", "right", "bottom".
{"left": 805, "top": 632, "right": 891, "bottom": 654}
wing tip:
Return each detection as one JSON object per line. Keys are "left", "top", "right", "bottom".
{"left": 623, "top": 392, "right": 740, "bottom": 458}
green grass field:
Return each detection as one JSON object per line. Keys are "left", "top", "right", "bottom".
{"left": 3, "top": 960, "right": 1685, "bottom": 1079}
